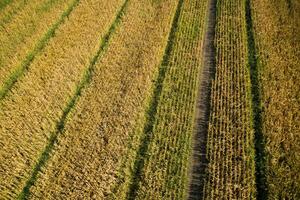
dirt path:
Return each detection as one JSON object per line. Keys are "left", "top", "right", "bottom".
{"left": 188, "top": 0, "right": 216, "bottom": 198}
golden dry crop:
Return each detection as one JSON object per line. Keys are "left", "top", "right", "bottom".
{"left": 0, "top": 0, "right": 126, "bottom": 198}
{"left": 0, "top": 0, "right": 74, "bottom": 98}
{"left": 132, "top": 0, "right": 209, "bottom": 199}
{"left": 0, "top": 0, "right": 298, "bottom": 199}
{"left": 0, "top": 1, "right": 26, "bottom": 22}
{"left": 29, "top": 0, "right": 180, "bottom": 198}
{"left": 251, "top": 0, "right": 300, "bottom": 198}
{"left": 203, "top": 0, "right": 256, "bottom": 198}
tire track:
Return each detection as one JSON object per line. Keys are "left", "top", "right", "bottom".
{"left": 188, "top": 0, "right": 216, "bottom": 198}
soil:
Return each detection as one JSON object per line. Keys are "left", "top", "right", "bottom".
{"left": 188, "top": 0, "right": 217, "bottom": 198}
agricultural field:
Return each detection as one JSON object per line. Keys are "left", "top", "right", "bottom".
{"left": 0, "top": 0, "right": 299, "bottom": 199}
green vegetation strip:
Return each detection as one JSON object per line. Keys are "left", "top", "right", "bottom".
{"left": 126, "top": 0, "right": 184, "bottom": 198}
{"left": 0, "top": 0, "right": 80, "bottom": 101}
{"left": 17, "top": 0, "right": 129, "bottom": 199}
{"left": 245, "top": 0, "right": 268, "bottom": 199}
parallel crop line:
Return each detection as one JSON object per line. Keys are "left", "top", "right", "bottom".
{"left": 129, "top": 0, "right": 208, "bottom": 198}
{"left": 125, "top": 0, "right": 184, "bottom": 199}
{"left": 0, "top": 0, "right": 80, "bottom": 101}
{"left": 203, "top": 0, "right": 256, "bottom": 198}
{"left": 17, "top": 0, "right": 129, "bottom": 199}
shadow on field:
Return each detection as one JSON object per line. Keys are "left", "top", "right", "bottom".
{"left": 245, "top": 0, "right": 268, "bottom": 199}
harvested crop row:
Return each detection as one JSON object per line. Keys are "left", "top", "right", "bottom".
{"left": 203, "top": 0, "right": 256, "bottom": 199}
{"left": 251, "top": 0, "right": 300, "bottom": 198}
{"left": 130, "top": 0, "right": 208, "bottom": 199}
{"left": 29, "top": 0, "right": 180, "bottom": 199}
{"left": 0, "top": 0, "right": 73, "bottom": 96}
{"left": 0, "top": 0, "right": 125, "bottom": 198}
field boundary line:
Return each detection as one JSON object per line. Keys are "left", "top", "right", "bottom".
{"left": 0, "top": 0, "right": 80, "bottom": 101}
{"left": 187, "top": 0, "right": 216, "bottom": 198}
{"left": 125, "top": 0, "right": 184, "bottom": 199}
{"left": 245, "top": 0, "right": 268, "bottom": 199}
{"left": 17, "top": 0, "right": 129, "bottom": 199}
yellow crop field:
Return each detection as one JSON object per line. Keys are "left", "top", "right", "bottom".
{"left": 203, "top": 0, "right": 256, "bottom": 198}
{"left": 0, "top": 0, "right": 126, "bottom": 198}
{"left": 29, "top": 0, "right": 178, "bottom": 198}
{"left": 0, "top": 1, "right": 25, "bottom": 22}
{"left": 0, "top": 0, "right": 74, "bottom": 99}
{"left": 251, "top": 0, "right": 300, "bottom": 198}
{"left": 0, "top": 0, "right": 298, "bottom": 199}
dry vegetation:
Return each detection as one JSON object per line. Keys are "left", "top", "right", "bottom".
{"left": 131, "top": 0, "right": 208, "bottom": 199}
{"left": 27, "top": 0, "right": 180, "bottom": 198}
{"left": 251, "top": 0, "right": 300, "bottom": 198}
{"left": 0, "top": 0, "right": 299, "bottom": 199}
{"left": 203, "top": 0, "right": 256, "bottom": 199}
{"left": 0, "top": 0, "right": 12, "bottom": 12}
{"left": 0, "top": 0, "right": 73, "bottom": 97}
{"left": 0, "top": 0, "right": 25, "bottom": 23}
{"left": 0, "top": 0, "right": 125, "bottom": 198}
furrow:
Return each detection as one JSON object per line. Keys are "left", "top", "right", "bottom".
{"left": 18, "top": 1, "right": 129, "bottom": 199}
{"left": 250, "top": 0, "right": 300, "bottom": 198}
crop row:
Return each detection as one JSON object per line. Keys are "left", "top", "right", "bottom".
{"left": 0, "top": 0, "right": 74, "bottom": 99}
{"left": 0, "top": 0, "right": 78, "bottom": 100}
{"left": 27, "top": 0, "right": 179, "bottom": 199}
{"left": 203, "top": 0, "right": 256, "bottom": 199}
{"left": 0, "top": 0, "right": 126, "bottom": 198}
{"left": 251, "top": 0, "right": 300, "bottom": 198}
{"left": 125, "top": 0, "right": 209, "bottom": 199}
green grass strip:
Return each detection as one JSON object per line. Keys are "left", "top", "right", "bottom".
{"left": 0, "top": 0, "right": 80, "bottom": 101}
{"left": 125, "top": 0, "right": 184, "bottom": 199}
{"left": 245, "top": 0, "right": 268, "bottom": 199}
{"left": 17, "top": 0, "right": 129, "bottom": 199}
